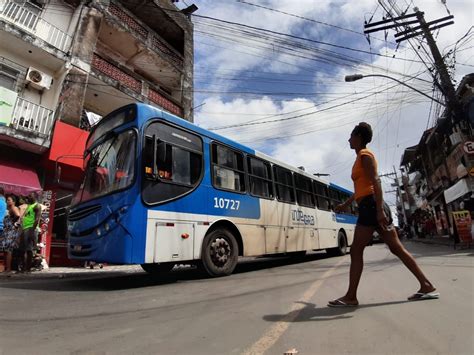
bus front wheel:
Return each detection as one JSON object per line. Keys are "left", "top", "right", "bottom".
{"left": 326, "top": 232, "right": 347, "bottom": 256}
{"left": 201, "top": 228, "right": 238, "bottom": 277}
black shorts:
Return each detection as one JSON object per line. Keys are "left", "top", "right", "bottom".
{"left": 357, "top": 195, "right": 393, "bottom": 228}
{"left": 19, "top": 227, "right": 37, "bottom": 252}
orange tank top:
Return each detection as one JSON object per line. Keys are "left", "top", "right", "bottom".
{"left": 351, "top": 148, "right": 377, "bottom": 201}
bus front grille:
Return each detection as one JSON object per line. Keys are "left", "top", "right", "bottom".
{"left": 68, "top": 205, "right": 102, "bottom": 221}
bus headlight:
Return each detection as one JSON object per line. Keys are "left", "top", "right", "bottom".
{"left": 95, "top": 228, "right": 102, "bottom": 236}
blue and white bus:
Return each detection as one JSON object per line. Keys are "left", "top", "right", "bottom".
{"left": 67, "top": 103, "right": 357, "bottom": 276}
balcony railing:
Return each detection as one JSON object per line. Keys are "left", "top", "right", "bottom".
{"left": 0, "top": 0, "right": 72, "bottom": 53}
{"left": 11, "top": 97, "right": 55, "bottom": 136}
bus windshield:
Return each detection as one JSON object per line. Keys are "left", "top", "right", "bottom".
{"left": 74, "top": 130, "right": 136, "bottom": 204}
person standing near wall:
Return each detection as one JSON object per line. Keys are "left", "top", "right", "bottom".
{"left": 0, "top": 188, "right": 7, "bottom": 271}
{"left": 0, "top": 188, "right": 6, "bottom": 233}
{"left": 2, "top": 195, "right": 21, "bottom": 273}
{"left": 19, "top": 192, "right": 41, "bottom": 272}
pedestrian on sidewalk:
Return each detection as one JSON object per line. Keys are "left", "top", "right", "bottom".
{"left": 0, "top": 188, "right": 7, "bottom": 271}
{"left": 17, "top": 196, "right": 28, "bottom": 223}
{"left": 328, "top": 122, "right": 439, "bottom": 307}
{"left": 19, "top": 192, "right": 41, "bottom": 273}
{"left": 1, "top": 194, "right": 21, "bottom": 273}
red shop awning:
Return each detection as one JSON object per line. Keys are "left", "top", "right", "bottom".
{"left": 0, "top": 159, "right": 42, "bottom": 196}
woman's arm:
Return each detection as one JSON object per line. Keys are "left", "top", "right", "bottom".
{"left": 361, "top": 155, "right": 389, "bottom": 228}
{"left": 11, "top": 206, "right": 20, "bottom": 218}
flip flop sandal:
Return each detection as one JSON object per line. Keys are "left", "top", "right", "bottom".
{"left": 407, "top": 292, "right": 440, "bottom": 301}
{"left": 327, "top": 299, "right": 359, "bottom": 308}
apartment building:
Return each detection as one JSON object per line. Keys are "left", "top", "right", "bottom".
{"left": 399, "top": 73, "right": 474, "bottom": 239}
{"left": 0, "top": 0, "right": 194, "bottom": 266}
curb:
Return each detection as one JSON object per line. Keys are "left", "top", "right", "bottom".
{"left": 0, "top": 266, "right": 143, "bottom": 281}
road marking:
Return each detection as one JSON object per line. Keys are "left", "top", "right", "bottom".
{"left": 242, "top": 257, "right": 347, "bottom": 355}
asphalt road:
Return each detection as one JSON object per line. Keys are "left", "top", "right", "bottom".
{"left": 0, "top": 242, "right": 473, "bottom": 355}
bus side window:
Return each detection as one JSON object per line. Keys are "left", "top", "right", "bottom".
{"left": 329, "top": 188, "right": 339, "bottom": 210}
{"left": 351, "top": 201, "right": 359, "bottom": 216}
{"left": 142, "top": 122, "right": 204, "bottom": 205}
{"left": 211, "top": 144, "right": 246, "bottom": 193}
{"left": 248, "top": 156, "right": 273, "bottom": 198}
{"left": 295, "top": 173, "right": 315, "bottom": 208}
{"left": 273, "top": 165, "right": 295, "bottom": 204}
{"left": 314, "top": 181, "right": 330, "bottom": 211}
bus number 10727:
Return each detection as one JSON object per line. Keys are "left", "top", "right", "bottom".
{"left": 213, "top": 197, "right": 240, "bottom": 210}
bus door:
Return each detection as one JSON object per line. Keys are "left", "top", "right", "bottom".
{"left": 280, "top": 201, "right": 301, "bottom": 253}
{"left": 288, "top": 207, "right": 317, "bottom": 252}
{"left": 153, "top": 221, "right": 195, "bottom": 263}
{"left": 316, "top": 210, "right": 337, "bottom": 249}
{"left": 271, "top": 166, "right": 301, "bottom": 253}
{"left": 264, "top": 199, "right": 286, "bottom": 254}
{"left": 314, "top": 182, "right": 337, "bottom": 249}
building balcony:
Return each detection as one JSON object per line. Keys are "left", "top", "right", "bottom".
{"left": 90, "top": 54, "right": 183, "bottom": 117}
{"left": 0, "top": 91, "right": 55, "bottom": 153}
{"left": 11, "top": 97, "right": 55, "bottom": 135}
{"left": 97, "top": 1, "right": 184, "bottom": 98}
{"left": 0, "top": 0, "right": 72, "bottom": 53}
{"left": 108, "top": 1, "right": 184, "bottom": 68}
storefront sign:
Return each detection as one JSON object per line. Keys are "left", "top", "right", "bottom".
{"left": 452, "top": 210, "right": 472, "bottom": 243}
{"left": 39, "top": 190, "right": 56, "bottom": 265}
{"left": 463, "top": 141, "right": 474, "bottom": 155}
{"left": 444, "top": 178, "right": 470, "bottom": 204}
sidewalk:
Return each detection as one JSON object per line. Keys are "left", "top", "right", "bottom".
{"left": 407, "top": 234, "right": 473, "bottom": 248}
{"left": 0, "top": 264, "right": 144, "bottom": 280}
{"left": 408, "top": 235, "right": 453, "bottom": 246}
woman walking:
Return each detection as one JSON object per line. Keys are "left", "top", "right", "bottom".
{"left": 1, "top": 195, "right": 21, "bottom": 273}
{"left": 328, "top": 122, "right": 438, "bottom": 307}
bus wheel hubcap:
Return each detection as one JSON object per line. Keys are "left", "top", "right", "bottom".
{"left": 210, "top": 238, "right": 231, "bottom": 266}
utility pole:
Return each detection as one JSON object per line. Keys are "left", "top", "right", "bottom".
{"left": 413, "top": 9, "right": 459, "bottom": 115}
{"left": 363, "top": 9, "right": 460, "bottom": 115}
{"left": 392, "top": 165, "right": 408, "bottom": 228}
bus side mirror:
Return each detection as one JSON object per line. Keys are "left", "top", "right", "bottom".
{"left": 156, "top": 141, "right": 167, "bottom": 166}
{"left": 152, "top": 135, "right": 158, "bottom": 178}
{"left": 55, "top": 165, "right": 62, "bottom": 185}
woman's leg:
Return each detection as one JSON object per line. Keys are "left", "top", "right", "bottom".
{"left": 345, "top": 225, "right": 376, "bottom": 300}
{"left": 330, "top": 224, "right": 375, "bottom": 305}
{"left": 380, "top": 228, "right": 436, "bottom": 293}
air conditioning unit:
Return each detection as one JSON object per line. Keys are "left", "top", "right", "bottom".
{"left": 26, "top": 67, "right": 52, "bottom": 90}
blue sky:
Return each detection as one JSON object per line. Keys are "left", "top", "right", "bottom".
{"left": 175, "top": 0, "right": 473, "bottom": 207}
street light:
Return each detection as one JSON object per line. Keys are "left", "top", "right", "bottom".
{"left": 344, "top": 73, "right": 446, "bottom": 106}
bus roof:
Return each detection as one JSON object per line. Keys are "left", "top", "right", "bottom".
{"left": 329, "top": 183, "right": 353, "bottom": 195}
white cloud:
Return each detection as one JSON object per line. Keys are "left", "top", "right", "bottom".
{"left": 192, "top": 0, "right": 474, "bottom": 196}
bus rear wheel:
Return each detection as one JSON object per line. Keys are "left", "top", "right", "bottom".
{"left": 326, "top": 232, "right": 347, "bottom": 257}
{"left": 141, "top": 263, "right": 175, "bottom": 275}
{"left": 201, "top": 228, "right": 238, "bottom": 277}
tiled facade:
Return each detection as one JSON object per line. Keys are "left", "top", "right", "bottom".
{"left": 148, "top": 88, "right": 182, "bottom": 117}
{"left": 108, "top": 2, "right": 148, "bottom": 39}
{"left": 92, "top": 54, "right": 142, "bottom": 93}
